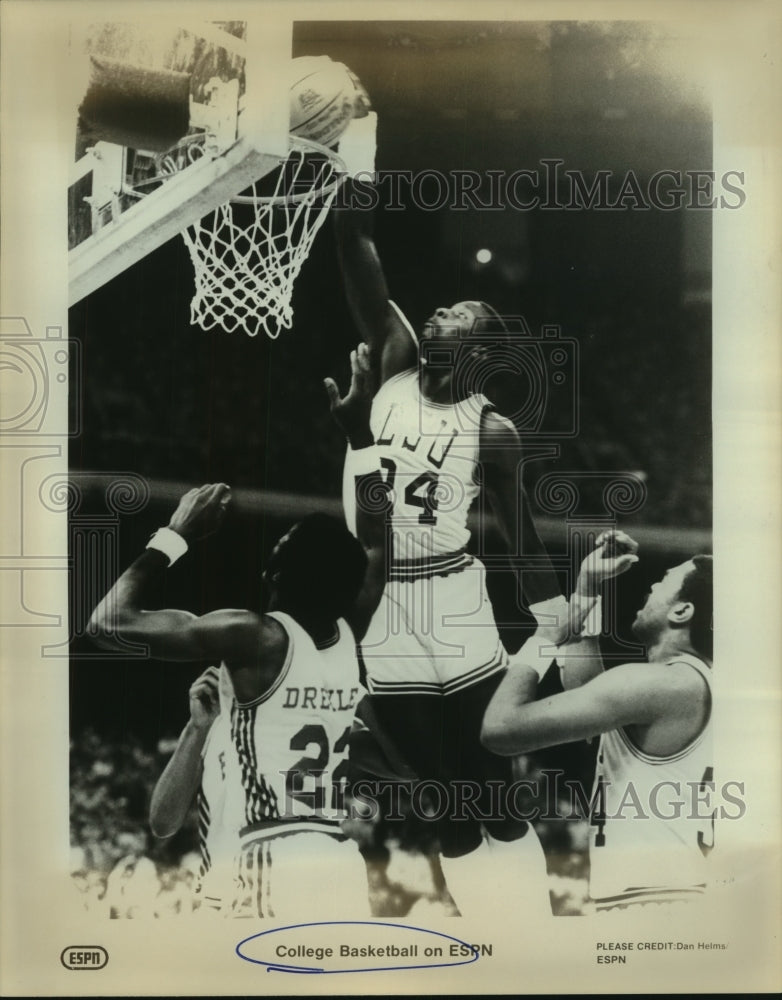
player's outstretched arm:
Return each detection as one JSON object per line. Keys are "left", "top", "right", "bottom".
{"left": 481, "top": 644, "right": 687, "bottom": 756}
{"left": 556, "top": 530, "right": 640, "bottom": 689}
{"left": 325, "top": 343, "right": 391, "bottom": 641}
{"left": 334, "top": 176, "right": 417, "bottom": 384}
{"left": 88, "top": 484, "right": 260, "bottom": 663}
{"left": 479, "top": 410, "right": 566, "bottom": 635}
{"left": 557, "top": 636, "right": 603, "bottom": 691}
{"left": 149, "top": 666, "right": 220, "bottom": 838}
{"left": 570, "top": 530, "right": 639, "bottom": 627}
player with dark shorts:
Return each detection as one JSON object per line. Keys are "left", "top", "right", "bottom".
{"left": 335, "top": 180, "right": 587, "bottom": 914}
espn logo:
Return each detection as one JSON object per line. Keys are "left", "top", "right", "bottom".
{"left": 60, "top": 946, "right": 108, "bottom": 970}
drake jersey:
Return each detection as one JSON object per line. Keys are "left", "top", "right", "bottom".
{"left": 589, "top": 654, "right": 714, "bottom": 910}
{"left": 343, "top": 368, "right": 491, "bottom": 562}
{"left": 224, "top": 612, "right": 364, "bottom": 918}
{"left": 226, "top": 611, "right": 362, "bottom": 843}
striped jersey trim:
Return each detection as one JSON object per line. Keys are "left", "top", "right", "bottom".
{"left": 314, "top": 626, "right": 341, "bottom": 650}
{"left": 389, "top": 549, "right": 473, "bottom": 581}
{"left": 196, "top": 790, "right": 211, "bottom": 876}
{"left": 232, "top": 838, "right": 275, "bottom": 919}
{"left": 367, "top": 639, "right": 507, "bottom": 696}
{"left": 198, "top": 894, "right": 223, "bottom": 911}
{"left": 239, "top": 818, "right": 348, "bottom": 843}
{"left": 594, "top": 885, "right": 706, "bottom": 911}
{"left": 231, "top": 703, "right": 281, "bottom": 827}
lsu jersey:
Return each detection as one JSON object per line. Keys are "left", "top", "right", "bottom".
{"left": 225, "top": 611, "right": 364, "bottom": 918}
{"left": 588, "top": 654, "right": 714, "bottom": 910}
{"left": 343, "top": 367, "right": 492, "bottom": 566}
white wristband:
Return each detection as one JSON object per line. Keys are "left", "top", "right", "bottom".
{"left": 146, "top": 527, "right": 188, "bottom": 566}
{"left": 338, "top": 111, "right": 377, "bottom": 179}
{"left": 509, "top": 635, "right": 554, "bottom": 682}
{"left": 349, "top": 444, "right": 380, "bottom": 477}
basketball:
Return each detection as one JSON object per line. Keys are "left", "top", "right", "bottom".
{"left": 288, "top": 56, "right": 365, "bottom": 148}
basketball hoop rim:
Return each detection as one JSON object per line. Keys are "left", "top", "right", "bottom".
{"left": 229, "top": 135, "right": 346, "bottom": 207}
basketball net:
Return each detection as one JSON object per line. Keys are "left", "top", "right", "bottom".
{"left": 182, "top": 136, "right": 346, "bottom": 338}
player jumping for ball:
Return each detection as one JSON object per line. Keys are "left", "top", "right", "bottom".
{"left": 333, "top": 178, "right": 597, "bottom": 917}
{"left": 482, "top": 534, "right": 714, "bottom": 913}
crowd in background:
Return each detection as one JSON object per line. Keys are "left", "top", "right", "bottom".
{"left": 70, "top": 727, "right": 591, "bottom": 918}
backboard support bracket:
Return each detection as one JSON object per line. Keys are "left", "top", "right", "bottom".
{"left": 67, "top": 18, "right": 293, "bottom": 307}
{"left": 68, "top": 137, "right": 280, "bottom": 306}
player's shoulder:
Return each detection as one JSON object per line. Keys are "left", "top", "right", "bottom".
{"left": 215, "top": 610, "right": 284, "bottom": 662}
{"left": 603, "top": 657, "right": 709, "bottom": 708}
{"left": 197, "top": 607, "right": 261, "bottom": 651}
{"left": 478, "top": 408, "right": 519, "bottom": 446}
{"left": 657, "top": 654, "right": 712, "bottom": 699}
{"left": 663, "top": 651, "right": 712, "bottom": 673}
{"left": 260, "top": 612, "right": 291, "bottom": 656}
{"left": 377, "top": 364, "right": 417, "bottom": 394}
{"left": 227, "top": 614, "right": 291, "bottom": 704}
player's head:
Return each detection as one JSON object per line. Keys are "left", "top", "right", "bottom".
{"left": 419, "top": 301, "right": 511, "bottom": 393}
{"left": 420, "top": 300, "right": 510, "bottom": 344}
{"left": 264, "top": 513, "right": 368, "bottom": 619}
{"left": 632, "top": 555, "right": 713, "bottom": 659}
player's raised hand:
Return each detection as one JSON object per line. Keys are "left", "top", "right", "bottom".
{"left": 168, "top": 483, "right": 232, "bottom": 541}
{"left": 188, "top": 665, "right": 220, "bottom": 731}
{"left": 576, "top": 529, "right": 639, "bottom": 597}
{"left": 324, "top": 342, "right": 375, "bottom": 448}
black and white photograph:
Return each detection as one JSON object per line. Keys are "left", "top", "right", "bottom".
{"left": 1, "top": 1, "right": 780, "bottom": 995}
